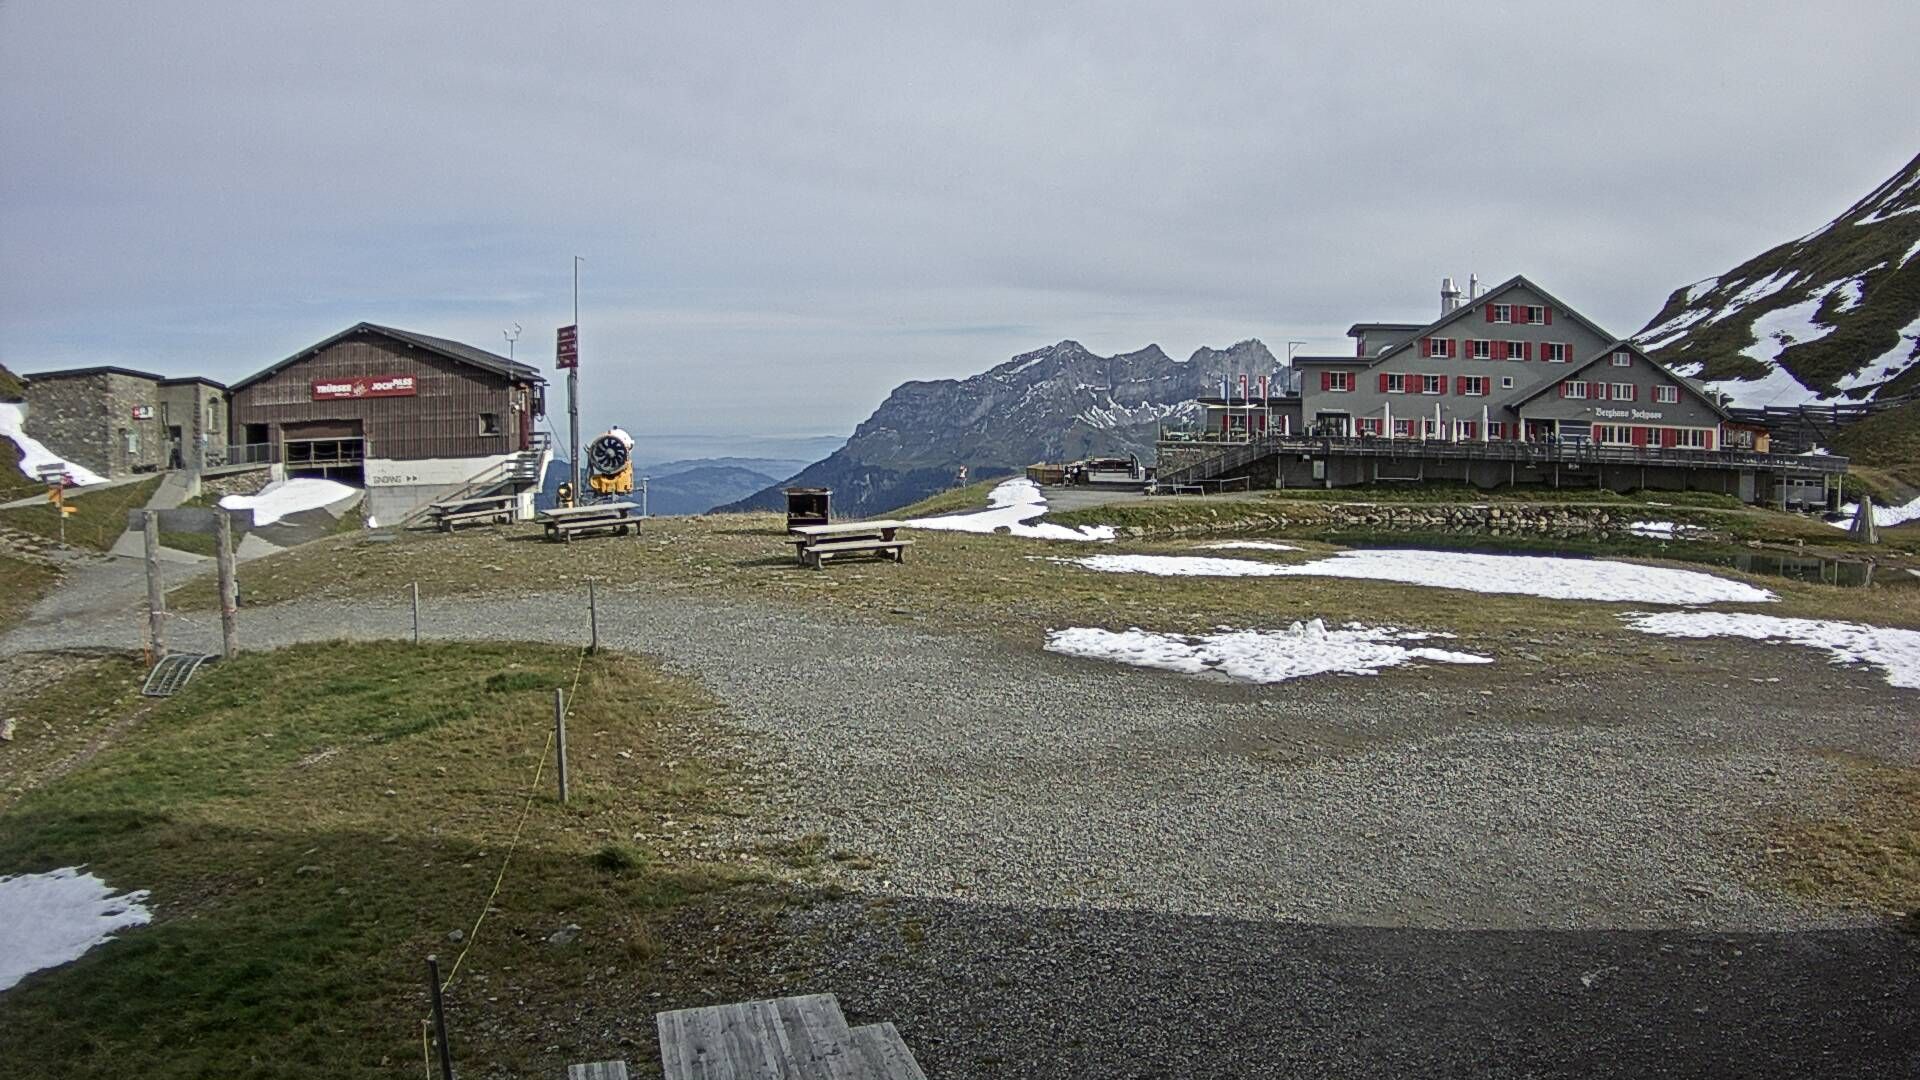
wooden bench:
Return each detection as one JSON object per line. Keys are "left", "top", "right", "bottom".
{"left": 787, "top": 521, "right": 911, "bottom": 569}
{"left": 657, "top": 993, "right": 927, "bottom": 1080}
{"left": 427, "top": 495, "right": 518, "bottom": 532}
{"left": 537, "top": 502, "right": 639, "bottom": 543}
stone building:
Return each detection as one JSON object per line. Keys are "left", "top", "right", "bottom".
{"left": 19, "top": 367, "right": 230, "bottom": 476}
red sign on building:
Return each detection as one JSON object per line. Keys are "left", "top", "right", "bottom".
{"left": 556, "top": 324, "right": 579, "bottom": 369}
{"left": 310, "top": 375, "right": 418, "bottom": 401}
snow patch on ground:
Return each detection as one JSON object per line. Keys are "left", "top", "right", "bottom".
{"left": 1635, "top": 305, "right": 1713, "bottom": 346}
{"left": 1706, "top": 269, "right": 1801, "bottom": 325}
{"left": 1195, "top": 540, "right": 1301, "bottom": 552}
{"left": 1834, "top": 312, "right": 1920, "bottom": 396}
{"left": 1901, "top": 237, "right": 1920, "bottom": 269}
{"left": 219, "top": 478, "right": 359, "bottom": 526}
{"left": 0, "top": 867, "right": 151, "bottom": 992}
{"left": 1828, "top": 493, "right": 1920, "bottom": 530}
{"left": 1627, "top": 521, "right": 1708, "bottom": 540}
{"left": 1062, "top": 549, "right": 1775, "bottom": 605}
{"left": 1701, "top": 363, "right": 1823, "bottom": 410}
{"left": 1045, "top": 619, "right": 1491, "bottom": 683}
{"left": 1683, "top": 276, "right": 1720, "bottom": 305}
{"left": 1624, "top": 612, "right": 1920, "bottom": 689}
{"left": 906, "top": 477, "right": 1114, "bottom": 542}
{"left": 0, "top": 403, "right": 107, "bottom": 486}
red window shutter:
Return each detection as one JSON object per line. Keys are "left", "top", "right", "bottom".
{"left": 1420, "top": 338, "right": 1430, "bottom": 358}
{"left": 1704, "top": 429, "right": 1715, "bottom": 451}
{"left": 1484, "top": 302, "right": 1495, "bottom": 322}
{"left": 1451, "top": 339, "right": 1460, "bottom": 358}
{"left": 1439, "top": 376, "right": 1449, "bottom": 396}
{"left": 1321, "top": 371, "right": 1332, "bottom": 391}
{"left": 1632, "top": 427, "right": 1648, "bottom": 447}
{"left": 1455, "top": 376, "right": 1466, "bottom": 395}
{"left": 1558, "top": 381, "right": 1566, "bottom": 398}
{"left": 1494, "top": 341, "right": 1507, "bottom": 361}
{"left": 1590, "top": 381, "right": 1605, "bottom": 399}
{"left": 1525, "top": 342, "right": 1534, "bottom": 361}
{"left": 1544, "top": 306, "right": 1554, "bottom": 325}
{"left": 1661, "top": 427, "right": 1677, "bottom": 448}
{"left": 1631, "top": 385, "right": 1639, "bottom": 402}
{"left": 1379, "top": 373, "right": 1390, "bottom": 392}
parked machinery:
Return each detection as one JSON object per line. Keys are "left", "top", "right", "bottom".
{"left": 586, "top": 426, "right": 635, "bottom": 501}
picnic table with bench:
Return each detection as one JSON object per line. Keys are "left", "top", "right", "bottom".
{"left": 786, "top": 520, "right": 912, "bottom": 569}
{"left": 537, "top": 501, "right": 640, "bottom": 543}
{"left": 426, "top": 494, "right": 519, "bottom": 531}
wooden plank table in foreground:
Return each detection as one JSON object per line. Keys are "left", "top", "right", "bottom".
{"left": 786, "top": 520, "right": 912, "bottom": 568}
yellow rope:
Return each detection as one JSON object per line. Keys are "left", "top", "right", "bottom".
{"left": 435, "top": 642, "right": 592, "bottom": 994}
{"left": 421, "top": 1019, "right": 433, "bottom": 1080}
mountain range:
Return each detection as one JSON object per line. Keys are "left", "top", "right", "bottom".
{"left": 1635, "top": 150, "right": 1920, "bottom": 407}
{"left": 720, "top": 339, "right": 1284, "bottom": 516}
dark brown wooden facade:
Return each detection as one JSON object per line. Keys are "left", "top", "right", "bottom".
{"left": 228, "top": 325, "right": 545, "bottom": 464}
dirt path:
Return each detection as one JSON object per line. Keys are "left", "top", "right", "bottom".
{"left": 7, "top": 568, "right": 1916, "bottom": 1077}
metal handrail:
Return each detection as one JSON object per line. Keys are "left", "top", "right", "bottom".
{"left": 1159, "top": 431, "right": 1848, "bottom": 474}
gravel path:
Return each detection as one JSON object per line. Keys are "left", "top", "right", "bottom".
{"left": 7, "top": 571, "right": 1916, "bottom": 1076}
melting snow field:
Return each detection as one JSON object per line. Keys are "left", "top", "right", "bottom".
{"left": 219, "top": 477, "right": 359, "bottom": 526}
{"left": 1195, "top": 540, "right": 1301, "bottom": 552}
{"left": 1829, "top": 493, "right": 1920, "bottom": 530}
{"left": 1063, "top": 549, "right": 1777, "bottom": 605}
{"left": 0, "top": 402, "right": 107, "bottom": 486}
{"left": 906, "top": 477, "right": 1114, "bottom": 541}
{"left": 1046, "top": 619, "right": 1491, "bottom": 683}
{"left": 0, "top": 868, "right": 151, "bottom": 992}
{"left": 1625, "top": 612, "right": 1920, "bottom": 690}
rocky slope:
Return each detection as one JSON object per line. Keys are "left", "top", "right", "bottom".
{"left": 721, "top": 339, "right": 1284, "bottom": 516}
{"left": 1634, "top": 150, "right": 1920, "bottom": 407}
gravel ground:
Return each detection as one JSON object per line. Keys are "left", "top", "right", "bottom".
{"left": 6, "top": 570, "right": 1917, "bottom": 1077}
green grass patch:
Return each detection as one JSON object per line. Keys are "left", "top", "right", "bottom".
{"left": 1771, "top": 762, "right": 1920, "bottom": 920}
{"left": 0, "top": 361, "right": 24, "bottom": 403}
{"left": 886, "top": 477, "right": 1005, "bottom": 519}
{"left": 0, "top": 554, "right": 61, "bottom": 634}
{"left": 0, "top": 477, "right": 161, "bottom": 552}
{"left": 0, "top": 642, "right": 780, "bottom": 1079}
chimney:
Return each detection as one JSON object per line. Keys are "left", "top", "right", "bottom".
{"left": 1440, "top": 276, "right": 1462, "bottom": 315}
{"left": 1468, "top": 273, "right": 1481, "bottom": 299}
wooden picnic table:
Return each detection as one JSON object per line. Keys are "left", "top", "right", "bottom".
{"left": 785, "top": 519, "right": 911, "bottom": 569}
{"left": 428, "top": 493, "right": 520, "bottom": 531}
{"left": 537, "top": 501, "right": 640, "bottom": 542}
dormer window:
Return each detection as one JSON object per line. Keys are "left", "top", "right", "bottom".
{"left": 1611, "top": 351, "right": 1632, "bottom": 367}
{"left": 1526, "top": 305, "right": 1546, "bottom": 324}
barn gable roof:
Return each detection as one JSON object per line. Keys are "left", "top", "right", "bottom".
{"left": 230, "top": 322, "right": 544, "bottom": 393}
{"left": 1370, "top": 275, "right": 1619, "bottom": 366}
{"left": 1509, "top": 339, "right": 1731, "bottom": 419}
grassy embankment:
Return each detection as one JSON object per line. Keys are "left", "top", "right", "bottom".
{"left": 0, "top": 642, "right": 823, "bottom": 1080}
{"left": 0, "top": 555, "right": 61, "bottom": 632}
{"left": 0, "top": 476, "right": 161, "bottom": 552}
{"left": 1773, "top": 760, "right": 1920, "bottom": 924}
{"left": 1833, "top": 396, "right": 1920, "bottom": 500}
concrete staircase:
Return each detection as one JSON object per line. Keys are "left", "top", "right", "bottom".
{"left": 391, "top": 445, "right": 549, "bottom": 528}
{"left": 1157, "top": 438, "right": 1271, "bottom": 485}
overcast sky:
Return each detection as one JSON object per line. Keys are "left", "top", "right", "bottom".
{"left": 4, "top": 2, "right": 1917, "bottom": 451}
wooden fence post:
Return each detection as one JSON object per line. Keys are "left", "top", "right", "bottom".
{"left": 214, "top": 509, "right": 239, "bottom": 659}
{"left": 143, "top": 511, "right": 165, "bottom": 663}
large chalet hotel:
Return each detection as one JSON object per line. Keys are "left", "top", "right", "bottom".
{"left": 1159, "top": 274, "right": 1845, "bottom": 507}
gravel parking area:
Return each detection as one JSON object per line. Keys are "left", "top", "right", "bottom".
{"left": 7, "top": 571, "right": 1916, "bottom": 1076}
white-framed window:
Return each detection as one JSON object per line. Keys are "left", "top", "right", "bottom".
{"left": 1492, "top": 303, "right": 1512, "bottom": 323}
{"left": 1507, "top": 340, "right": 1527, "bottom": 361}
{"left": 1526, "top": 305, "right": 1545, "bottom": 324}
{"left": 1543, "top": 342, "right": 1568, "bottom": 363}
{"left": 1487, "top": 422, "right": 1506, "bottom": 440}
{"left": 1611, "top": 351, "right": 1632, "bottom": 367}
{"left": 1386, "top": 373, "right": 1407, "bottom": 393}
{"left": 1453, "top": 420, "right": 1478, "bottom": 441}
{"left": 1328, "top": 371, "right": 1353, "bottom": 392}
{"left": 1462, "top": 376, "right": 1488, "bottom": 396}
{"left": 1421, "top": 418, "right": 1440, "bottom": 438}
{"left": 1421, "top": 374, "right": 1444, "bottom": 394}
{"left": 1562, "top": 380, "right": 1587, "bottom": 399}
{"left": 1469, "top": 339, "right": 1491, "bottom": 360}
{"left": 1358, "top": 417, "right": 1382, "bottom": 436}
{"left": 1392, "top": 418, "right": 1412, "bottom": 437}
{"left": 1610, "top": 382, "right": 1634, "bottom": 401}
{"left": 1596, "top": 425, "right": 1634, "bottom": 445}
{"left": 1426, "top": 336, "right": 1453, "bottom": 357}
{"left": 1501, "top": 376, "right": 1514, "bottom": 389}
{"left": 1654, "top": 384, "right": 1680, "bottom": 404}
{"left": 1674, "top": 428, "right": 1707, "bottom": 448}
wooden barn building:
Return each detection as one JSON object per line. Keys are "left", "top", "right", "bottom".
{"left": 228, "top": 322, "right": 550, "bottom": 523}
